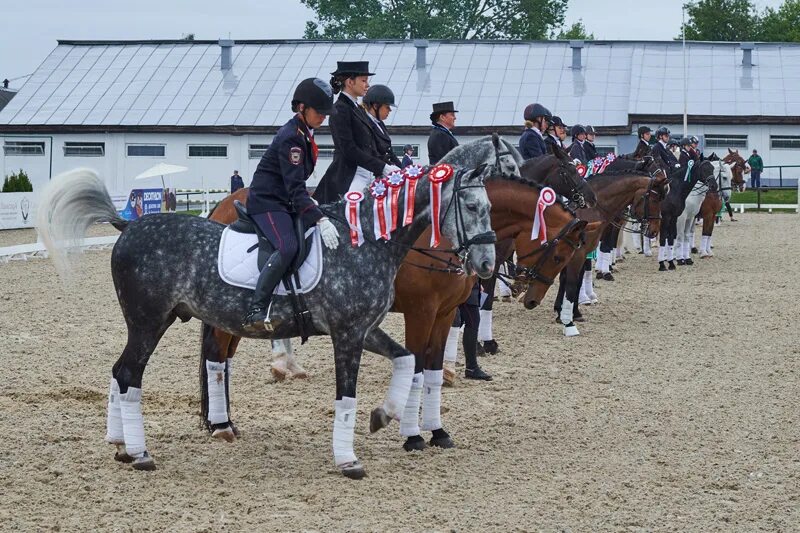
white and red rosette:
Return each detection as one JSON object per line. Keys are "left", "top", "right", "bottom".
{"left": 345, "top": 190, "right": 365, "bottom": 247}
{"left": 531, "top": 186, "right": 557, "bottom": 244}
{"left": 386, "top": 170, "right": 406, "bottom": 232}
{"left": 427, "top": 163, "right": 454, "bottom": 247}
{"left": 576, "top": 163, "right": 588, "bottom": 178}
{"left": 370, "top": 178, "right": 391, "bottom": 240}
{"left": 402, "top": 164, "right": 424, "bottom": 226}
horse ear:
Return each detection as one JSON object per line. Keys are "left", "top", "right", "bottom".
{"left": 491, "top": 132, "right": 500, "bottom": 150}
{"left": 728, "top": 148, "right": 734, "bottom": 155}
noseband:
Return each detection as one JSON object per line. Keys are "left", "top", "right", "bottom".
{"left": 628, "top": 174, "right": 664, "bottom": 235}
{"left": 561, "top": 162, "right": 588, "bottom": 209}
{"left": 511, "top": 217, "right": 585, "bottom": 287}
{"left": 440, "top": 166, "right": 497, "bottom": 266}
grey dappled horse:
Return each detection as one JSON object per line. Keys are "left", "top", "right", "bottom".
{"left": 37, "top": 165, "right": 496, "bottom": 479}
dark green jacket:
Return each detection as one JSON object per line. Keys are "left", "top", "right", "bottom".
{"left": 747, "top": 154, "right": 764, "bottom": 171}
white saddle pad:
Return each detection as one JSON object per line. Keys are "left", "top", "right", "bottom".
{"left": 218, "top": 226, "right": 323, "bottom": 295}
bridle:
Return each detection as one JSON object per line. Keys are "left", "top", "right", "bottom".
{"left": 501, "top": 217, "right": 585, "bottom": 288}
{"left": 561, "top": 161, "right": 589, "bottom": 209}
{"left": 626, "top": 173, "right": 664, "bottom": 236}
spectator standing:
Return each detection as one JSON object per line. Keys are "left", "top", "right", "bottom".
{"left": 401, "top": 144, "right": 414, "bottom": 168}
{"left": 230, "top": 170, "right": 245, "bottom": 193}
{"left": 748, "top": 149, "right": 764, "bottom": 189}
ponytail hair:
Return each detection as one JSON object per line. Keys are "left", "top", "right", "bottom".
{"left": 524, "top": 120, "right": 534, "bottom": 129}
{"left": 330, "top": 74, "right": 355, "bottom": 95}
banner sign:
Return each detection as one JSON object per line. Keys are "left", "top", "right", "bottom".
{"left": 118, "top": 188, "right": 177, "bottom": 220}
{"left": 0, "top": 193, "right": 36, "bottom": 230}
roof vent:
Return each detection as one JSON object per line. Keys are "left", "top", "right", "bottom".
{"left": 741, "top": 42, "right": 755, "bottom": 67}
{"left": 414, "top": 39, "right": 428, "bottom": 69}
{"left": 2, "top": 79, "right": 8, "bottom": 89}
{"left": 219, "top": 39, "right": 235, "bottom": 70}
{"left": 570, "top": 40, "right": 584, "bottom": 70}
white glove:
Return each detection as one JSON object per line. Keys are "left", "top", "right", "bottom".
{"left": 318, "top": 217, "right": 339, "bottom": 250}
{"left": 382, "top": 164, "right": 402, "bottom": 177}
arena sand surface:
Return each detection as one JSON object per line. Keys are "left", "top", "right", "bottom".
{"left": 1, "top": 214, "right": 797, "bottom": 532}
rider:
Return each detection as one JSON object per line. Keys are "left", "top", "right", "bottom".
{"left": 428, "top": 101, "right": 459, "bottom": 164}
{"left": 636, "top": 126, "right": 652, "bottom": 156}
{"left": 361, "top": 84, "right": 403, "bottom": 168}
{"left": 568, "top": 124, "right": 588, "bottom": 163}
{"left": 545, "top": 116, "right": 566, "bottom": 152}
{"left": 243, "top": 78, "right": 341, "bottom": 329}
{"left": 519, "top": 103, "right": 551, "bottom": 160}
{"left": 313, "top": 61, "right": 400, "bottom": 204}
{"left": 651, "top": 126, "right": 679, "bottom": 170}
{"left": 689, "top": 135, "right": 703, "bottom": 160}
{"left": 401, "top": 144, "right": 414, "bottom": 168}
{"left": 678, "top": 137, "right": 694, "bottom": 169}
{"left": 584, "top": 125, "right": 598, "bottom": 161}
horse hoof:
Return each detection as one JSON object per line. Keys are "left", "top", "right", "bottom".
{"left": 691, "top": 247, "right": 698, "bottom": 254}
{"left": 212, "top": 426, "right": 236, "bottom": 443}
{"left": 443, "top": 366, "right": 456, "bottom": 387}
{"left": 369, "top": 407, "right": 392, "bottom": 433}
{"left": 430, "top": 429, "right": 455, "bottom": 449}
{"left": 563, "top": 323, "right": 580, "bottom": 337}
{"left": 231, "top": 422, "right": 241, "bottom": 438}
{"left": 270, "top": 365, "right": 288, "bottom": 382}
{"left": 668, "top": 261, "right": 676, "bottom": 270}
{"left": 603, "top": 273, "right": 614, "bottom": 281}
{"left": 658, "top": 262, "right": 667, "bottom": 271}
{"left": 403, "top": 435, "right": 428, "bottom": 452}
{"left": 339, "top": 461, "right": 366, "bottom": 480}
{"left": 291, "top": 369, "right": 309, "bottom": 380}
{"left": 483, "top": 339, "right": 499, "bottom": 354}
{"left": 685, "top": 259, "right": 694, "bottom": 266}
{"left": 131, "top": 452, "right": 156, "bottom": 471}
{"left": 113, "top": 444, "right": 135, "bottom": 464}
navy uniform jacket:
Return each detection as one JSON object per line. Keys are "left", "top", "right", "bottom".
{"left": 584, "top": 140, "right": 598, "bottom": 161}
{"left": 401, "top": 154, "right": 414, "bottom": 168}
{"left": 679, "top": 149, "right": 694, "bottom": 172}
{"left": 313, "top": 94, "right": 386, "bottom": 204}
{"left": 230, "top": 174, "right": 245, "bottom": 193}
{"left": 428, "top": 124, "right": 459, "bottom": 164}
{"left": 544, "top": 134, "right": 561, "bottom": 154}
{"left": 247, "top": 115, "right": 323, "bottom": 227}
{"left": 519, "top": 128, "right": 548, "bottom": 160}
{"left": 568, "top": 141, "right": 587, "bottom": 163}
{"left": 368, "top": 117, "right": 403, "bottom": 167}
{"left": 651, "top": 141, "right": 679, "bottom": 170}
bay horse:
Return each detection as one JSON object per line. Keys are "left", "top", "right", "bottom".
{"left": 696, "top": 159, "right": 733, "bottom": 257}
{"left": 724, "top": 148, "right": 749, "bottom": 192}
{"left": 199, "top": 136, "right": 593, "bottom": 454}
{"left": 37, "top": 165, "right": 496, "bottom": 479}
{"left": 553, "top": 169, "right": 670, "bottom": 336}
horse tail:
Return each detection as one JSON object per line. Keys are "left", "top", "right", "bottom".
{"left": 36, "top": 168, "right": 128, "bottom": 278}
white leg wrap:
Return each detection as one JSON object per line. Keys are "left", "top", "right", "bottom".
{"left": 684, "top": 241, "right": 691, "bottom": 258}
{"left": 420, "top": 369, "right": 443, "bottom": 432}
{"left": 596, "top": 251, "right": 605, "bottom": 273}
{"left": 668, "top": 244, "right": 675, "bottom": 261}
{"left": 658, "top": 245, "right": 666, "bottom": 261}
{"left": 560, "top": 295, "right": 574, "bottom": 325}
{"left": 478, "top": 309, "right": 492, "bottom": 342}
{"left": 119, "top": 387, "right": 147, "bottom": 458}
{"left": 206, "top": 360, "right": 228, "bottom": 425}
{"left": 105, "top": 378, "right": 124, "bottom": 444}
{"left": 643, "top": 237, "right": 652, "bottom": 256}
{"left": 443, "top": 327, "right": 460, "bottom": 364}
{"left": 399, "top": 372, "right": 424, "bottom": 437}
{"left": 584, "top": 271, "right": 597, "bottom": 301}
{"left": 332, "top": 396, "right": 358, "bottom": 466}
{"left": 382, "top": 354, "right": 415, "bottom": 419}
{"left": 272, "top": 338, "right": 292, "bottom": 355}
{"left": 497, "top": 277, "right": 512, "bottom": 297}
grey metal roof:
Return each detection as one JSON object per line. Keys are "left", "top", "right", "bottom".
{"left": 0, "top": 89, "right": 16, "bottom": 113}
{"left": 1, "top": 39, "right": 799, "bottom": 131}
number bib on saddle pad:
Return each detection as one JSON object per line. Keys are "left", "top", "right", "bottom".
{"left": 217, "top": 226, "right": 323, "bottom": 295}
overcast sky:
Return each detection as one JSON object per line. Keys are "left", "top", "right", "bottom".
{"left": 1, "top": 0, "right": 784, "bottom": 87}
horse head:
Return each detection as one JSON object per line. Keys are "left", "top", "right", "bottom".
{"left": 439, "top": 164, "right": 496, "bottom": 279}
{"left": 441, "top": 135, "right": 522, "bottom": 180}
{"left": 520, "top": 146, "right": 597, "bottom": 209}
{"left": 631, "top": 171, "right": 669, "bottom": 239}
{"left": 723, "top": 148, "right": 748, "bottom": 192}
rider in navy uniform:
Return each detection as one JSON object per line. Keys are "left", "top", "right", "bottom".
{"left": 518, "top": 103, "right": 551, "bottom": 160}
{"left": 651, "top": 126, "right": 679, "bottom": 170}
{"left": 427, "top": 101, "right": 459, "bottom": 164}
{"left": 545, "top": 116, "right": 566, "bottom": 152}
{"left": 584, "top": 125, "right": 598, "bottom": 161}
{"left": 568, "top": 124, "right": 588, "bottom": 163}
{"left": 243, "top": 78, "right": 340, "bottom": 329}
{"left": 635, "top": 126, "right": 652, "bottom": 157}
{"left": 313, "top": 61, "right": 400, "bottom": 204}
{"left": 362, "top": 84, "right": 403, "bottom": 168}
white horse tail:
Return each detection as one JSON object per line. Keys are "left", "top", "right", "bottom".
{"left": 36, "top": 168, "right": 127, "bottom": 278}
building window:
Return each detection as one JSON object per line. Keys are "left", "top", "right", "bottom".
{"left": 64, "top": 142, "right": 105, "bottom": 157}
{"left": 317, "top": 144, "right": 336, "bottom": 159}
{"left": 248, "top": 144, "right": 269, "bottom": 159}
{"left": 3, "top": 141, "right": 45, "bottom": 156}
{"left": 127, "top": 144, "right": 166, "bottom": 157}
{"left": 770, "top": 136, "right": 800, "bottom": 150}
{"left": 188, "top": 145, "right": 227, "bottom": 158}
{"left": 391, "top": 144, "right": 419, "bottom": 158}
{"left": 596, "top": 146, "right": 616, "bottom": 157}
{"left": 705, "top": 134, "right": 748, "bottom": 149}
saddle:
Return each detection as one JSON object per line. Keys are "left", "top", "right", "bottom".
{"left": 229, "top": 200, "right": 315, "bottom": 342}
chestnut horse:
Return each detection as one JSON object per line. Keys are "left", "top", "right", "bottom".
{"left": 200, "top": 174, "right": 591, "bottom": 452}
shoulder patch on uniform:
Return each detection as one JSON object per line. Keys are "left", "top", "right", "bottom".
{"left": 289, "top": 146, "right": 303, "bottom": 165}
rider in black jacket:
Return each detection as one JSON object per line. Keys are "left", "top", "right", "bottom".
{"left": 427, "top": 101, "right": 459, "bottom": 164}
{"left": 362, "top": 84, "right": 402, "bottom": 168}
{"left": 650, "top": 126, "right": 679, "bottom": 170}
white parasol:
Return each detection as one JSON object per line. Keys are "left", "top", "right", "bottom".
{"left": 133, "top": 163, "right": 189, "bottom": 188}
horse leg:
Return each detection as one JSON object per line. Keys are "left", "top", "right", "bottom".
{"left": 109, "top": 315, "right": 176, "bottom": 471}
{"left": 360, "top": 328, "right": 415, "bottom": 434}
{"left": 478, "top": 275, "right": 498, "bottom": 354}
{"left": 674, "top": 218, "right": 686, "bottom": 265}
{"left": 684, "top": 219, "right": 695, "bottom": 265}
{"left": 331, "top": 331, "right": 366, "bottom": 479}
{"left": 701, "top": 214, "right": 714, "bottom": 258}
{"left": 199, "top": 323, "right": 236, "bottom": 442}
{"left": 559, "top": 259, "right": 581, "bottom": 337}
{"left": 554, "top": 268, "right": 567, "bottom": 317}
{"left": 443, "top": 309, "right": 461, "bottom": 386}
{"left": 271, "top": 338, "right": 308, "bottom": 380}
{"left": 658, "top": 228, "right": 668, "bottom": 271}
{"left": 422, "top": 310, "right": 459, "bottom": 449}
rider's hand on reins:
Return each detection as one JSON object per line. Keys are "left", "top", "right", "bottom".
{"left": 318, "top": 217, "right": 340, "bottom": 249}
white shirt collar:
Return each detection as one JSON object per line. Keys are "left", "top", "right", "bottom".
{"left": 342, "top": 91, "right": 359, "bottom": 106}
{"left": 531, "top": 127, "right": 544, "bottom": 138}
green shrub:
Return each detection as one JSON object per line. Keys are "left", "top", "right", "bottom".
{"left": 2, "top": 169, "right": 33, "bottom": 192}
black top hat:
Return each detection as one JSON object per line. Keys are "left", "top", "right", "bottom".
{"left": 432, "top": 101, "right": 458, "bottom": 114}
{"left": 331, "top": 61, "right": 375, "bottom": 77}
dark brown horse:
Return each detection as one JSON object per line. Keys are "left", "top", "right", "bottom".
{"left": 724, "top": 148, "right": 749, "bottom": 192}
{"left": 200, "top": 174, "right": 592, "bottom": 450}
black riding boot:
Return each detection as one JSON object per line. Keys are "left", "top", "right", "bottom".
{"left": 242, "top": 251, "right": 285, "bottom": 329}
{"left": 463, "top": 327, "right": 492, "bottom": 381}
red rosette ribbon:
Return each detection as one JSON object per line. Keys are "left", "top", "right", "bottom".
{"left": 531, "top": 186, "right": 557, "bottom": 244}
{"left": 576, "top": 163, "right": 587, "bottom": 178}
{"left": 370, "top": 178, "right": 391, "bottom": 240}
{"left": 428, "top": 163, "right": 454, "bottom": 247}
{"left": 345, "top": 190, "right": 365, "bottom": 247}
{"left": 402, "top": 164, "right": 424, "bottom": 226}
{"left": 386, "top": 170, "right": 405, "bottom": 232}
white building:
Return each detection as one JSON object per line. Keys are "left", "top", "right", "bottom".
{"left": 2, "top": 38, "right": 800, "bottom": 197}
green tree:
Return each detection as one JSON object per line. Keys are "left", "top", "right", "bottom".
{"left": 679, "top": 0, "right": 761, "bottom": 41}
{"left": 760, "top": 0, "right": 800, "bottom": 42}
{"left": 557, "top": 20, "right": 594, "bottom": 40}
{"left": 2, "top": 169, "right": 32, "bottom": 193}
{"left": 301, "top": 0, "right": 570, "bottom": 40}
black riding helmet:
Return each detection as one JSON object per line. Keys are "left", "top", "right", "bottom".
{"left": 655, "top": 126, "right": 670, "bottom": 138}
{"left": 524, "top": 103, "right": 552, "bottom": 121}
{"left": 680, "top": 137, "right": 692, "bottom": 147}
{"left": 585, "top": 125, "right": 596, "bottom": 135}
{"left": 551, "top": 115, "right": 565, "bottom": 128}
{"left": 689, "top": 135, "right": 700, "bottom": 145}
{"left": 292, "top": 78, "right": 334, "bottom": 115}
{"left": 638, "top": 126, "right": 652, "bottom": 138}
{"left": 571, "top": 124, "right": 586, "bottom": 138}
{"left": 363, "top": 84, "right": 397, "bottom": 108}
